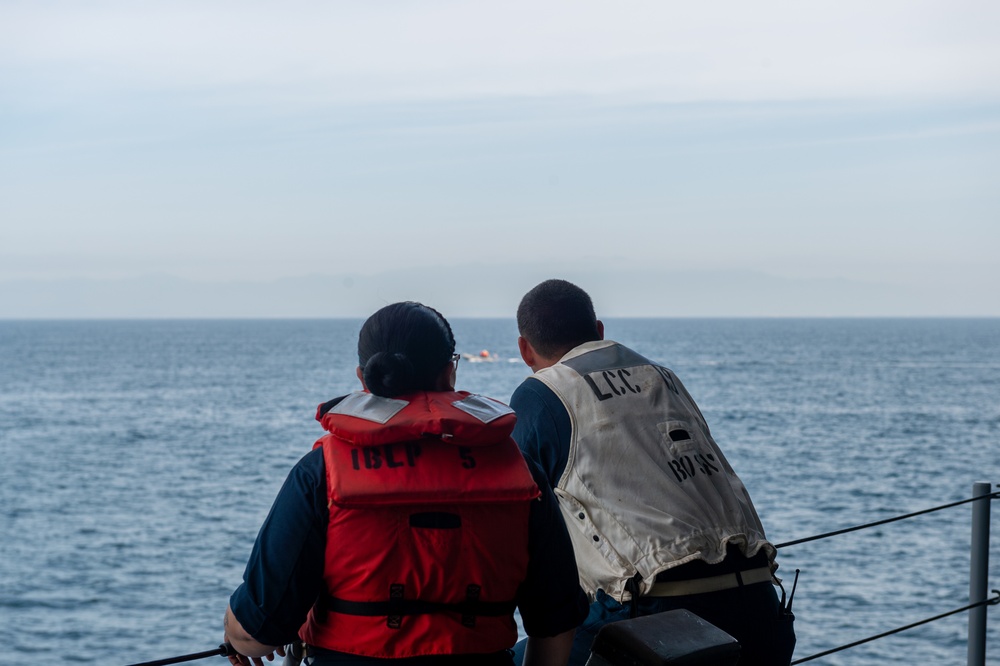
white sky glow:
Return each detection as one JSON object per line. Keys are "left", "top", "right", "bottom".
{"left": 3, "top": 1, "right": 998, "bottom": 103}
{"left": 1, "top": 1, "right": 998, "bottom": 316}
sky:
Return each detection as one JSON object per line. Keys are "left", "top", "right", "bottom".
{"left": 1, "top": 0, "right": 998, "bottom": 317}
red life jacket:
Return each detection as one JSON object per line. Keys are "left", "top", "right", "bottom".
{"left": 299, "top": 391, "right": 540, "bottom": 659}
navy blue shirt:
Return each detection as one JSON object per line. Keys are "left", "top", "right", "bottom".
{"left": 230, "top": 442, "right": 587, "bottom": 657}
{"left": 510, "top": 378, "right": 573, "bottom": 489}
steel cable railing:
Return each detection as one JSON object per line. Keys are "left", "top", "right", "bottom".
{"left": 120, "top": 488, "right": 997, "bottom": 666}
{"left": 774, "top": 490, "right": 1000, "bottom": 549}
{"left": 790, "top": 590, "right": 1000, "bottom": 664}
{"left": 777, "top": 487, "right": 999, "bottom": 665}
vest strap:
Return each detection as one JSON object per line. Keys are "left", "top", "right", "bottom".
{"left": 461, "top": 584, "right": 481, "bottom": 628}
{"left": 646, "top": 566, "right": 773, "bottom": 597}
{"left": 388, "top": 583, "right": 404, "bottom": 629}
{"left": 319, "top": 594, "right": 516, "bottom": 620}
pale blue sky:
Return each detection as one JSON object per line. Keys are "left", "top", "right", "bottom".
{"left": 1, "top": 1, "right": 998, "bottom": 316}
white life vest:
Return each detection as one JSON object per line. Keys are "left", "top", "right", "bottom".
{"left": 532, "top": 340, "right": 775, "bottom": 601}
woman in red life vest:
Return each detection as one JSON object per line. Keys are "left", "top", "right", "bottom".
{"left": 223, "top": 302, "right": 588, "bottom": 666}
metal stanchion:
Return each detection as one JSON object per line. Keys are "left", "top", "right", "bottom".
{"left": 967, "top": 482, "right": 992, "bottom": 666}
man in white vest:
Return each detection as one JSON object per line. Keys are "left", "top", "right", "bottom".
{"left": 509, "top": 279, "right": 795, "bottom": 666}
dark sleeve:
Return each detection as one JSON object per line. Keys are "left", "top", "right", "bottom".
{"left": 229, "top": 447, "right": 329, "bottom": 646}
{"left": 516, "top": 460, "right": 589, "bottom": 637}
{"left": 510, "top": 378, "right": 573, "bottom": 488}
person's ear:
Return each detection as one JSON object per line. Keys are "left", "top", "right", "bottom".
{"left": 518, "top": 336, "right": 537, "bottom": 370}
{"left": 596, "top": 320, "right": 605, "bottom": 340}
{"left": 356, "top": 366, "right": 367, "bottom": 390}
{"left": 435, "top": 361, "right": 457, "bottom": 392}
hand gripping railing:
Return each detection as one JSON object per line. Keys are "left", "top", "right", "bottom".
{"left": 124, "top": 644, "right": 234, "bottom": 666}
{"left": 776, "top": 481, "right": 999, "bottom": 666}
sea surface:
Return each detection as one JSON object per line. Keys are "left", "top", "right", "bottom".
{"left": 1, "top": 318, "right": 998, "bottom": 665}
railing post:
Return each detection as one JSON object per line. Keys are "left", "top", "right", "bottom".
{"left": 967, "top": 481, "right": 992, "bottom": 666}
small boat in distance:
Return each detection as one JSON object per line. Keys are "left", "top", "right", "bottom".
{"left": 461, "top": 350, "right": 519, "bottom": 363}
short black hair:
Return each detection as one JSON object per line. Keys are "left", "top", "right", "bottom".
{"left": 357, "top": 302, "right": 456, "bottom": 398}
{"left": 517, "top": 279, "right": 600, "bottom": 359}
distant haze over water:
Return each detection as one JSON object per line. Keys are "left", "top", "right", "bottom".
{"left": 1, "top": 265, "right": 996, "bottom": 318}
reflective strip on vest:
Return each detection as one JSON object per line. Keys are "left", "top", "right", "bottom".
{"left": 452, "top": 394, "right": 514, "bottom": 423}
{"left": 328, "top": 392, "right": 408, "bottom": 424}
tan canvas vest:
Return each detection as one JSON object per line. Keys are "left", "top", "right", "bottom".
{"left": 532, "top": 340, "right": 775, "bottom": 601}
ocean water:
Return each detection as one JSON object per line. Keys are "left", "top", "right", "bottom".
{"left": 1, "top": 318, "right": 998, "bottom": 665}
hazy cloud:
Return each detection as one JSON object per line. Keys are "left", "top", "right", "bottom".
{"left": 3, "top": 1, "right": 999, "bottom": 106}
{"left": 1, "top": 2, "right": 997, "bottom": 316}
